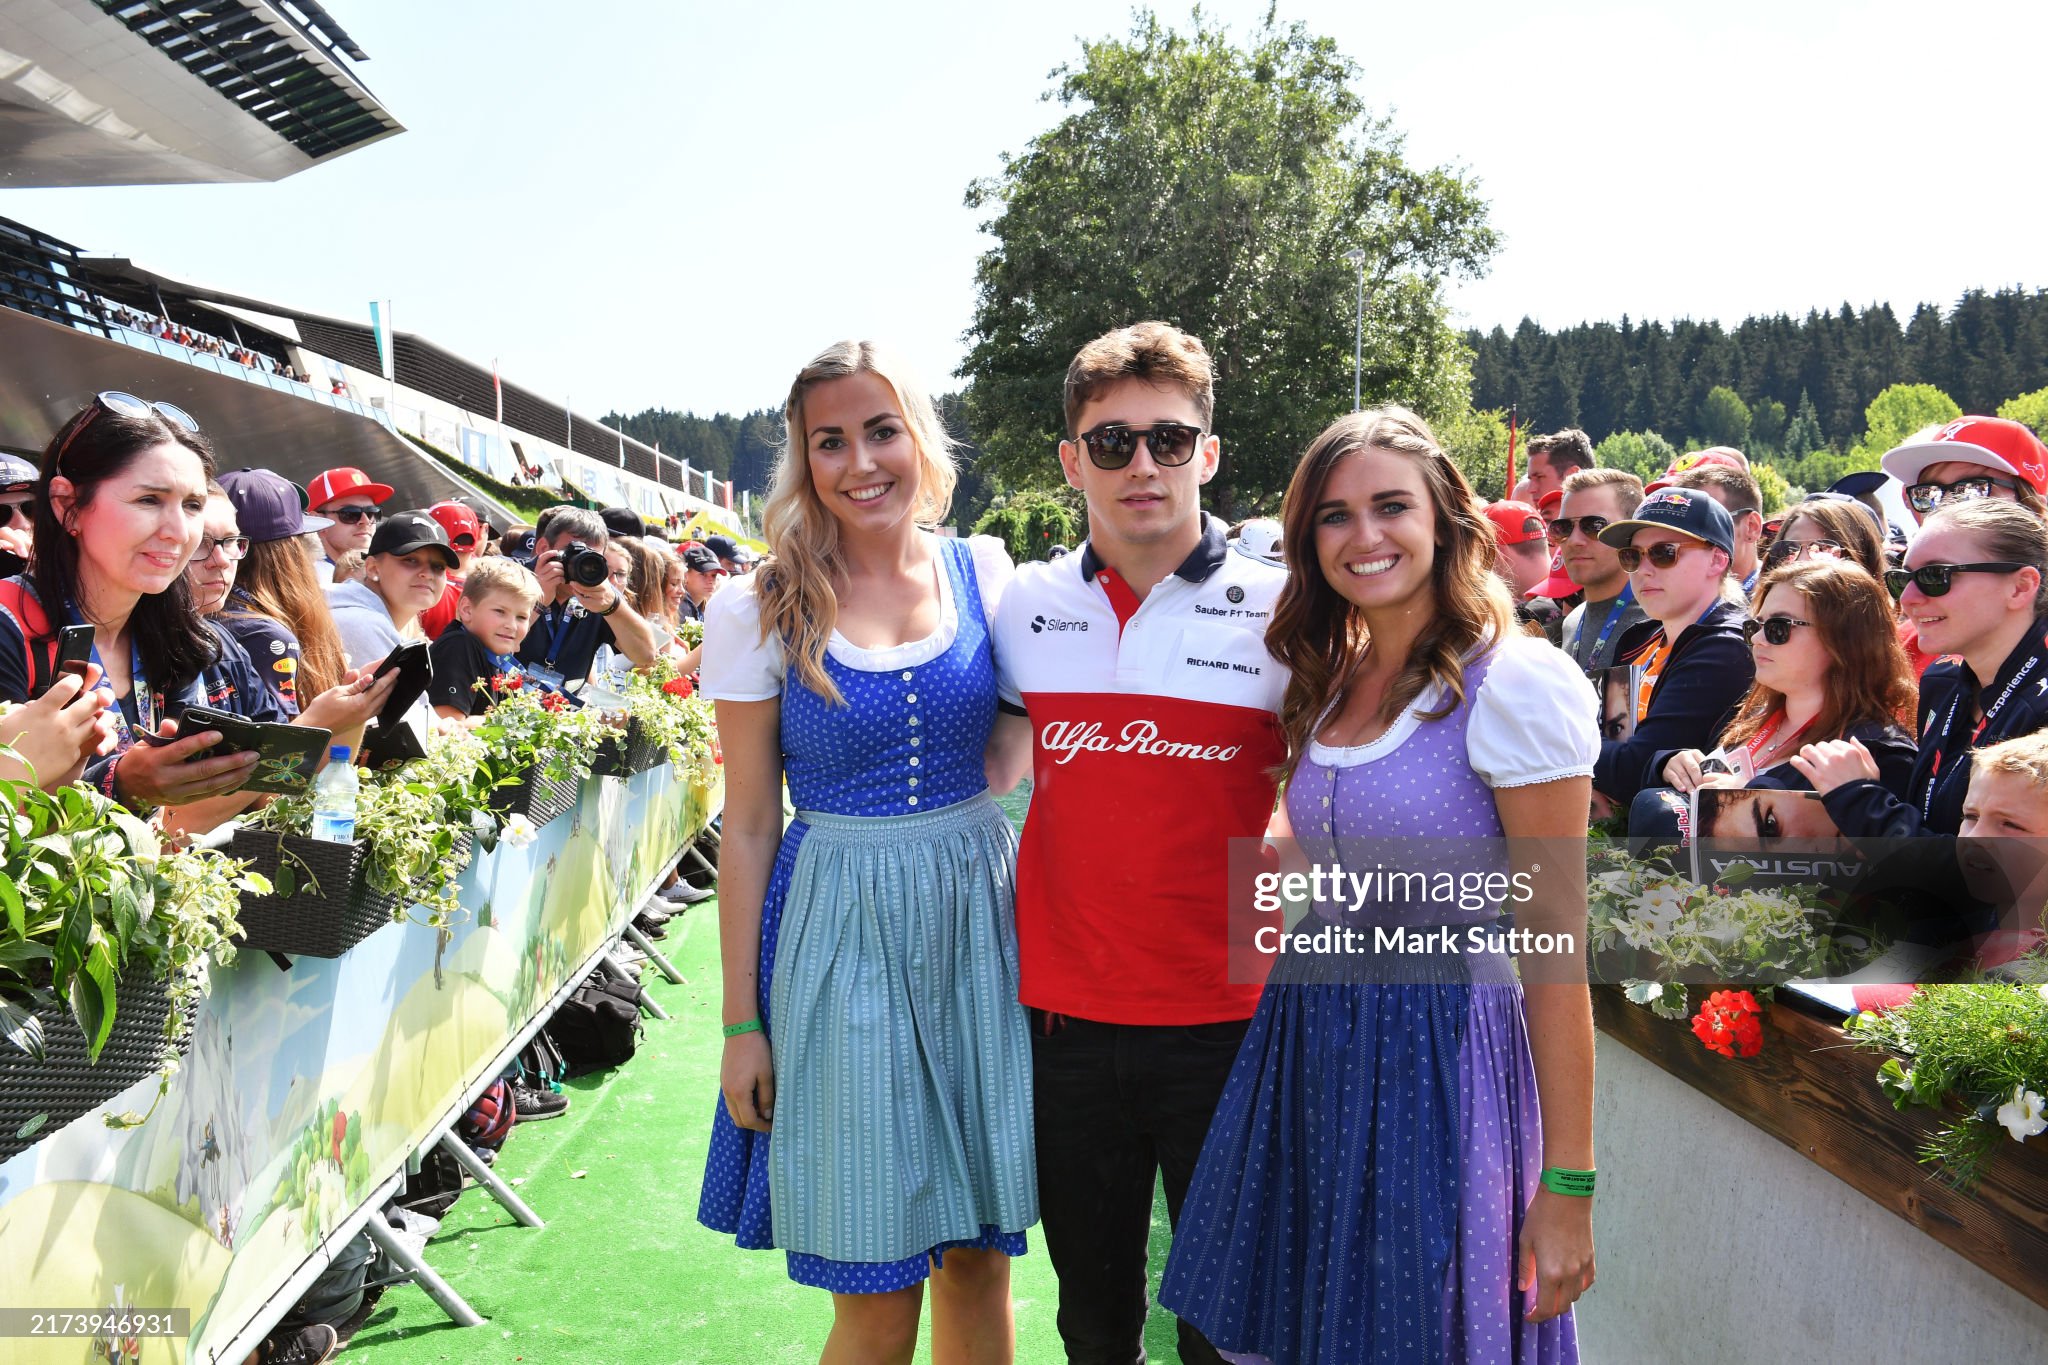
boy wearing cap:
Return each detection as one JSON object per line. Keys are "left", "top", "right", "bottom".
{"left": 676, "top": 543, "right": 725, "bottom": 623}
{"left": 1590, "top": 486, "right": 1756, "bottom": 808}
{"left": 431, "top": 557, "right": 544, "bottom": 721}
{"left": 1554, "top": 468, "right": 1652, "bottom": 674}
{"left": 306, "top": 466, "right": 394, "bottom": 585}
{"left": 417, "top": 500, "right": 484, "bottom": 641}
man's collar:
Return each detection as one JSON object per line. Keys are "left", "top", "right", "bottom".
{"left": 1079, "top": 513, "right": 1229, "bottom": 585}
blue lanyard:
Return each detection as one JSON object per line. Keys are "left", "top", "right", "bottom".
{"left": 1584, "top": 583, "right": 1635, "bottom": 665}
{"left": 541, "top": 601, "right": 578, "bottom": 672}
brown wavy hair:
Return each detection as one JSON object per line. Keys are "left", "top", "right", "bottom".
{"left": 1267, "top": 406, "right": 1513, "bottom": 778}
{"left": 1721, "top": 558, "right": 1913, "bottom": 751}
{"left": 1766, "top": 498, "right": 1885, "bottom": 580}
{"left": 229, "top": 536, "right": 348, "bottom": 699}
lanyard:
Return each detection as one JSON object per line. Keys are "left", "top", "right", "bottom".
{"left": 1923, "top": 652, "right": 2041, "bottom": 820}
{"left": 1741, "top": 710, "right": 1810, "bottom": 773}
{"left": 541, "top": 601, "right": 579, "bottom": 672}
{"left": 1582, "top": 584, "right": 1635, "bottom": 667}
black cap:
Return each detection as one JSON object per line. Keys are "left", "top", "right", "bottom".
{"left": 458, "top": 495, "right": 507, "bottom": 533}
{"left": 1597, "top": 487, "right": 1735, "bottom": 556}
{"left": 702, "top": 534, "right": 739, "bottom": 561}
{"left": 600, "top": 506, "right": 646, "bottom": 539}
{"left": 680, "top": 544, "right": 727, "bottom": 575}
{"left": 367, "top": 510, "right": 460, "bottom": 569}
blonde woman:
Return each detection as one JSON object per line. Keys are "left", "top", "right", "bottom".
{"left": 696, "top": 341, "right": 1036, "bottom": 1362}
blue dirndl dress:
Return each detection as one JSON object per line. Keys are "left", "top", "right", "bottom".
{"left": 696, "top": 536, "right": 1038, "bottom": 1291}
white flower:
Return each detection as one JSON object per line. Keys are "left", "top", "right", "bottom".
{"left": 1995, "top": 1085, "right": 2047, "bottom": 1143}
{"left": 2038, "top": 983, "right": 2048, "bottom": 1005}
{"left": 1632, "top": 885, "right": 1689, "bottom": 933}
{"left": 499, "top": 813, "right": 538, "bottom": 848}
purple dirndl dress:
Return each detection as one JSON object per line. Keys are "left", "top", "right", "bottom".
{"left": 1159, "top": 641, "right": 1594, "bottom": 1364}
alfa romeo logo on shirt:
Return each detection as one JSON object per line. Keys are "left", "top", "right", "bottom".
{"left": 1225, "top": 586, "right": 1245, "bottom": 604}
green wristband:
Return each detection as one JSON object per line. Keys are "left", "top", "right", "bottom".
{"left": 722, "top": 1018, "right": 762, "bottom": 1039}
{"left": 1540, "top": 1166, "right": 1596, "bottom": 1197}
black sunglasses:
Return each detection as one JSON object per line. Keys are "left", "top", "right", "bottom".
{"left": 1905, "top": 476, "right": 2020, "bottom": 514}
{"left": 1885, "top": 561, "right": 2032, "bottom": 597}
{"left": 1742, "top": 614, "right": 1812, "bottom": 646}
{"left": 1546, "top": 515, "right": 1610, "bottom": 543}
{"left": 1764, "top": 537, "right": 1849, "bottom": 567}
{"left": 53, "top": 391, "right": 201, "bottom": 472}
{"left": 0, "top": 501, "right": 26, "bottom": 528}
{"left": 1076, "top": 422, "right": 1204, "bottom": 470}
{"left": 328, "top": 505, "right": 383, "bottom": 525}
{"left": 1616, "top": 541, "right": 1707, "bottom": 572}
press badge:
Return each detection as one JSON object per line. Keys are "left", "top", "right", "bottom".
{"left": 525, "top": 665, "right": 567, "bottom": 693}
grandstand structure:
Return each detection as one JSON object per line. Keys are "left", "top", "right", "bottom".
{"left": 0, "top": 1, "right": 748, "bottom": 537}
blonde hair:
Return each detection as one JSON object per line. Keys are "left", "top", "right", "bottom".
{"left": 461, "top": 556, "right": 541, "bottom": 606}
{"left": 757, "top": 340, "right": 958, "bottom": 703}
{"left": 1561, "top": 466, "right": 1644, "bottom": 509}
{"left": 1971, "top": 730, "right": 2048, "bottom": 791}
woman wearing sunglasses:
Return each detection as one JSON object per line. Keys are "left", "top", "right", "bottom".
{"left": 325, "top": 511, "right": 458, "bottom": 669}
{"left": 0, "top": 395, "right": 393, "bottom": 821}
{"left": 1795, "top": 500, "right": 2048, "bottom": 837}
{"left": 1880, "top": 416, "right": 2048, "bottom": 525}
{"left": 1655, "top": 559, "right": 1915, "bottom": 798}
{"left": 214, "top": 467, "right": 351, "bottom": 716}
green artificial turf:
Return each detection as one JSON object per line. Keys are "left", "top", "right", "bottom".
{"left": 346, "top": 874, "right": 1189, "bottom": 1363}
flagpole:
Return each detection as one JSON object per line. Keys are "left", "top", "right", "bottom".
{"left": 1506, "top": 404, "right": 1519, "bottom": 498}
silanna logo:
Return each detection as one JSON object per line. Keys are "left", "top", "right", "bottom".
{"left": 1030, "top": 614, "right": 1089, "bottom": 634}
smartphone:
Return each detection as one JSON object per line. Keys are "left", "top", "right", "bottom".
{"left": 178, "top": 705, "right": 332, "bottom": 795}
{"left": 370, "top": 640, "right": 433, "bottom": 730}
{"left": 53, "top": 623, "right": 95, "bottom": 684}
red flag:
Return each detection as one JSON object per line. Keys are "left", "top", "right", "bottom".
{"left": 1505, "top": 405, "right": 1518, "bottom": 497}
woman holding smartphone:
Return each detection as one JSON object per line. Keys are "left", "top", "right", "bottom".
{"left": 325, "top": 510, "right": 458, "bottom": 669}
{"left": 0, "top": 395, "right": 391, "bottom": 819}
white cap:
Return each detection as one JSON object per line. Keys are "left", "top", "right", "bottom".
{"left": 1232, "top": 518, "right": 1284, "bottom": 568}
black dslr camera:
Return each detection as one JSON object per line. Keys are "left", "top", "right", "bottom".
{"left": 553, "top": 540, "right": 611, "bottom": 589}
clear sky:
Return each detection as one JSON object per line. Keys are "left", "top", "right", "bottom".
{"left": 8, "top": 0, "right": 2041, "bottom": 419}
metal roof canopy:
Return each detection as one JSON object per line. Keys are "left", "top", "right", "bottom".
{"left": 0, "top": 306, "right": 518, "bottom": 524}
{"left": 79, "top": 255, "right": 689, "bottom": 493}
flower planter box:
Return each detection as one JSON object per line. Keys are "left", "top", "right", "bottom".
{"left": 490, "top": 764, "right": 581, "bottom": 828}
{"left": 226, "top": 829, "right": 400, "bottom": 958}
{"left": 591, "top": 717, "right": 664, "bottom": 779}
{"left": 0, "top": 967, "right": 179, "bottom": 1163}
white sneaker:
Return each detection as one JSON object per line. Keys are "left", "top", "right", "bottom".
{"left": 661, "top": 882, "right": 714, "bottom": 905}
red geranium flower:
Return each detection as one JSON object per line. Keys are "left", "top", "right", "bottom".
{"left": 490, "top": 671, "right": 524, "bottom": 692}
{"left": 539, "top": 691, "right": 568, "bottom": 713}
{"left": 1691, "top": 989, "right": 1765, "bottom": 1058}
{"left": 662, "top": 676, "right": 695, "bottom": 699}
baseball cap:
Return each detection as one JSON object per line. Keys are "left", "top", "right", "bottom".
{"left": 1531, "top": 549, "right": 1579, "bottom": 600}
{"left": 1827, "top": 470, "right": 1890, "bottom": 498}
{"left": 1483, "top": 501, "right": 1546, "bottom": 547}
{"left": 503, "top": 527, "right": 537, "bottom": 559}
{"left": 1537, "top": 488, "right": 1563, "bottom": 518}
{"left": 367, "top": 510, "right": 459, "bottom": 569}
{"left": 0, "top": 453, "right": 37, "bottom": 491}
{"left": 218, "top": 467, "right": 333, "bottom": 543}
{"left": 702, "top": 534, "right": 739, "bottom": 562}
{"left": 1597, "top": 486, "right": 1736, "bottom": 556}
{"left": 600, "top": 506, "right": 648, "bottom": 539}
{"left": 426, "top": 500, "right": 483, "bottom": 552}
{"left": 1879, "top": 416, "right": 2048, "bottom": 496}
{"left": 680, "top": 544, "right": 727, "bottom": 575}
{"left": 1645, "top": 449, "right": 1749, "bottom": 495}
{"left": 1232, "top": 518, "right": 1285, "bottom": 567}
{"left": 306, "top": 467, "right": 394, "bottom": 510}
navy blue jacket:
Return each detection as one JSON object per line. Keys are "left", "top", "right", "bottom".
{"left": 1595, "top": 599, "right": 1756, "bottom": 805}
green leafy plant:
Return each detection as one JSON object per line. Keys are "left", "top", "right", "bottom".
{"left": 621, "top": 658, "right": 719, "bottom": 778}
{"left": 1849, "top": 966, "right": 2048, "bottom": 1189}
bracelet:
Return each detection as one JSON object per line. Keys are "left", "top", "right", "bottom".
{"left": 1539, "top": 1166, "right": 1596, "bottom": 1197}
{"left": 592, "top": 590, "right": 621, "bottom": 618}
{"left": 722, "top": 1018, "right": 762, "bottom": 1039}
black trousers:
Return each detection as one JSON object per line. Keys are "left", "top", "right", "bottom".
{"left": 1030, "top": 1008, "right": 1250, "bottom": 1365}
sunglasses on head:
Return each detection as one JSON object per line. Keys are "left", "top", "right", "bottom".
{"left": 1742, "top": 614, "right": 1812, "bottom": 646}
{"left": 1615, "top": 541, "right": 1708, "bottom": 573}
{"left": 1546, "top": 515, "right": 1610, "bottom": 543}
{"left": 1884, "top": 561, "right": 2031, "bottom": 597}
{"left": 1906, "top": 475, "right": 2020, "bottom": 514}
{"left": 328, "top": 505, "right": 383, "bottom": 525}
{"left": 1076, "top": 422, "right": 1204, "bottom": 470}
{"left": 1764, "top": 537, "right": 1849, "bottom": 567}
{"left": 53, "top": 391, "right": 200, "bottom": 473}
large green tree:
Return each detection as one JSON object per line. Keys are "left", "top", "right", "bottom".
{"left": 960, "top": 8, "right": 1497, "bottom": 513}
{"left": 1849, "top": 383, "right": 1962, "bottom": 465}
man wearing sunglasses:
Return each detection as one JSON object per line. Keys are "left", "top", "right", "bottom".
{"left": 988, "top": 321, "right": 1287, "bottom": 1365}
{"left": 1552, "top": 467, "right": 1653, "bottom": 673}
{"left": 0, "top": 452, "right": 35, "bottom": 580}
{"left": 1587, "top": 487, "right": 1755, "bottom": 809}
{"left": 305, "top": 466, "right": 395, "bottom": 585}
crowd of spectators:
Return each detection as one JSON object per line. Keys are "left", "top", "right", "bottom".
{"left": 104, "top": 305, "right": 311, "bottom": 383}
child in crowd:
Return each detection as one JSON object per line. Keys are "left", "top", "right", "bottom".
{"left": 429, "top": 556, "right": 541, "bottom": 722}
{"left": 1958, "top": 731, "right": 2048, "bottom": 937}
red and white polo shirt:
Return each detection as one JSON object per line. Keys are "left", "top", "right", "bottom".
{"left": 993, "top": 515, "right": 1286, "bottom": 1025}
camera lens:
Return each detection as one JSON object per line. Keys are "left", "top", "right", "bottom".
{"left": 565, "top": 541, "right": 611, "bottom": 588}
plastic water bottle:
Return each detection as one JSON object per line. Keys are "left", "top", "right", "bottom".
{"left": 310, "top": 746, "right": 359, "bottom": 843}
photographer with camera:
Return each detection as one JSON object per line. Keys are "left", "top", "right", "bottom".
{"left": 519, "top": 507, "right": 659, "bottom": 688}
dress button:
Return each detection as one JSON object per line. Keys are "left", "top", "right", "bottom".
{"left": 906, "top": 693, "right": 918, "bottom": 704}
{"left": 907, "top": 796, "right": 919, "bottom": 806}
{"left": 901, "top": 671, "right": 914, "bottom": 682}
{"left": 1320, "top": 795, "right": 1330, "bottom": 807}
{"left": 909, "top": 777, "right": 919, "bottom": 787}
{"left": 909, "top": 717, "right": 919, "bottom": 727}
{"left": 910, "top": 737, "right": 920, "bottom": 747}
{"left": 910, "top": 757, "right": 920, "bottom": 767}
{"left": 1322, "top": 822, "right": 1332, "bottom": 833}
